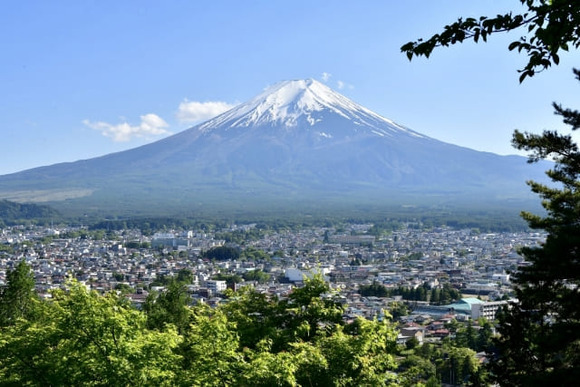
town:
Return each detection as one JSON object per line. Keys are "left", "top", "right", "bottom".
{"left": 0, "top": 222, "right": 543, "bottom": 336}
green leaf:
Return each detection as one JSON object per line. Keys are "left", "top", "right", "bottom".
{"left": 508, "top": 41, "right": 520, "bottom": 51}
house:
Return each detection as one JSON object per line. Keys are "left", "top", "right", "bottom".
{"left": 398, "top": 326, "right": 425, "bottom": 345}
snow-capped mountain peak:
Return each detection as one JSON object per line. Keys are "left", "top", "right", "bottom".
{"left": 0, "top": 78, "right": 548, "bottom": 215}
{"left": 198, "top": 79, "right": 425, "bottom": 138}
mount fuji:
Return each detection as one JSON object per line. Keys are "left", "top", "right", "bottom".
{"left": 0, "top": 79, "right": 547, "bottom": 216}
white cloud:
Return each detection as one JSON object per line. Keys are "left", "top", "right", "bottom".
{"left": 336, "top": 80, "right": 354, "bottom": 90}
{"left": 176, "top": 100, "right": 236, "bottom": 124}
{"left": 83, "top": 113, "right": 170, "bottom": 142}
{"left": 321, "top": 72, "right": 332, "bottom": 82}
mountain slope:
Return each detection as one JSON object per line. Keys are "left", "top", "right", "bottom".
{"left": 0, "top": 79, "right": 548, "bottom": 215}
{"left": 0, "top": 199, "right": 61, "bottom": 225}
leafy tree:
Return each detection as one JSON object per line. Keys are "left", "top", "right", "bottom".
{"left": 238, "top": 341, "right": 299, "bottom": 386}
{"left": 438, "top": 346, "right": 485, "bottom": 386}
{"left": 0, "top": 273, "right": 406, "bottom": 385}
{"left": 180, "top": 305, "right": 244, "bottom": 386}
{"left": 388, "top": 301, "right": 409, "bottom": 320}
{"left": 176, "top": 268, "right": 194, "bottom": 284}
{"left": 221, "top": 286, "right": 281, "bottom": 350}
{"left": 358, "top": 281, "right": 389, "bottom": 297}
{"left": 405, "top": 336, "right": 420, "bottom": 350}
{"left": 0, "top": 200, "right": 61, "bottom": 225}
{"left": 213, "top": 273, "right": 243, "bottom": 286}
{"left": 282, "top": 274, "right": 344, "bottom": 343}
{"left": 143, "top": 279, "right": 190, "bottom": 333}
{"left": 202, "top": 245, "right": 240, "bottom": 261}
{"left": 445, "top": 318, "right": 461, "bottom": 337}
{"left": 402, "top": 341, "right": 487, "bottom": 386}
{"left": 415, "top": 286, "right": 427, "bottom": 302}
{"left": 439, "top": 283, "right": 462, "bottom": 305}
{"left": 398, "top": 354, "right": 437, "bottom": 387}
{"left": 455, "top": 320, "right": 478, "bottom": 351}
{"left": 401, "top": 0, "right": 580, "bottom": 82}
{"left": 112, "top": 272, "right": 125, "bottom": 282}
{"left": 149, "top": 273, "right": 172, "bottom": 287}
{"left": 242, "top": 269, "right": 271, "bottom": 283}
{"left": 289, "top": 317, "right": 399, "bottom": 386}
{"left": 114, "top": 283, "right": 134, "bottom": 294}
{"left": 0, "top": 280, "right": 182, "bottom": 386}
{"left": 200, "top": 279, "right": 400, "bottom": 386}
{"left": 125, "top": 241, "right": 149, "bottom": 249}
{"left": 0, "top": 260, "right": 36, "bottom": 327}
{"left": 0, "top": 243, "right": 14, "bottom": 254}
{"left": 241, "top": 247, "right": 271, "bottom": 261}
{"left": 430, "top": 287, "right": 441, "bottom": 304}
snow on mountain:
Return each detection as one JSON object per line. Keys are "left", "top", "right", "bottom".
{"left": 0, "top": 78, "right": 550, "bottom": 216}
{"left": 198, "top": 79, "right": 426, "bottom": 139}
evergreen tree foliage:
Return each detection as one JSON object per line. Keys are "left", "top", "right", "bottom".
{"left": 0, "top": 260, "right": 36, "bottom": 327}
{"left": 359, "top": 282, "right": 461, "bottom": 304}
{"left": 358, "top": 281, "right": 389, "bottom": 297}
{"left": 437, "top": 347, "right": 482, "bottom": 386}
{"left": 202, "top": 245, "right": 241, "bottom": 261}
{"left": 455, "top": 320, "right": 478, "bottom": 351}
{"left": 476, "top": 319, "right": 494, "bottom": 353}
{"left": 401, "top": 1, "right": 580, "bottom": 384}
{"left": 399, "top": 342, "right": 488, "bottom": 386}
{"left": 489, "top": 70, "right": 580, "bottom": 385}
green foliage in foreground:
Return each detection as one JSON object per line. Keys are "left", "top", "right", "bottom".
{"left": 402, "top": 1, "right": 580, "bottom": 383}
{"left": 402, "top": 0, "right": 580, "bottom": 82}
{"left": 0, "top": 275, "right": 402, "bottom": 386}
{"left": 0, "top": 281, "right": 182, "bottom": 386}
{"left": 488, "top": 70, "right": 580, "bottom": 385}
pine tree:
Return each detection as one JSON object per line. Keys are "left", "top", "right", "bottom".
{"left": 0, "top": 260, "right": 36, "bottom": 326}
{"left": 489, "top": 69, "right": 580, "bottom": 385}
{"left": 401, "top": 2, "right": 580, "bottom": 383}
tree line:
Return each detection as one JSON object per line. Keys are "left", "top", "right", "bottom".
{"left": 0, "top": 263, "right": 404, "bottom": 386}
{"left": 359, "top": 282, "right": 462, "bottom": 305}
{"left": 0, "top": 260, "right": 496, "bottom": 385}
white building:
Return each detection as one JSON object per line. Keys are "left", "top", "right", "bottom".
{"left": 205, "top": 280, "right": 227, "bottom": 294}
{"left": 471, "top": 300, "right": 508, "bottom": 321}
{"left": 285, "top": 268, "right": 329, "bottom": 283}
{"left": 151, "top": 232, "right": 191, "bottom": 249}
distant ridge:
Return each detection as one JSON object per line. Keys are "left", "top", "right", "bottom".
{"left": 0, "top": 79, "right": 548, "bottom": 216}
{"left": 0, "top": 199, "right": 60, "bottom": 225}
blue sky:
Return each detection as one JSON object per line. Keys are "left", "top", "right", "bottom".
{"left": 1, "top": 0, "right": 579, "bottom": 175}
